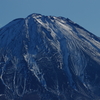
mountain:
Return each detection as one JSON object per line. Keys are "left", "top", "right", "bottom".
{"left": 0, "top": 13, "right": 100, "bottom": 100}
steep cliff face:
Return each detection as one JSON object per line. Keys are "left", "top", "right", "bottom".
{"left": 0, "top": 13, "right": 100, "bottom": 100}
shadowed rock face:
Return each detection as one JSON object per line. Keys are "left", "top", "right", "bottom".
{"left": 0, "top": 13, "right": 100, "bottom": 100}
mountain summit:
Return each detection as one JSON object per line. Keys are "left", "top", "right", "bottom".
{"left": 0, "top": 13, "right": 100, "bottom": 100}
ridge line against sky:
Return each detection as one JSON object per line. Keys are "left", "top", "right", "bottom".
{"left": 0, "top": 0, "right": 100, "bottom": 37}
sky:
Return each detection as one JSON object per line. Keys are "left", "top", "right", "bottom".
{"left": 0, "top": 0, "right": 100, "bottom": 37}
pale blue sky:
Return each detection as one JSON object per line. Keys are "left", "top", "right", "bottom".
{"left": 0, "top": 0, "right": 100, "bottom": 37}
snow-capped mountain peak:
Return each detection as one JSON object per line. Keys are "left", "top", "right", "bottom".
{"left": 0, "top": 13, "right": 100, "bottom": 100}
